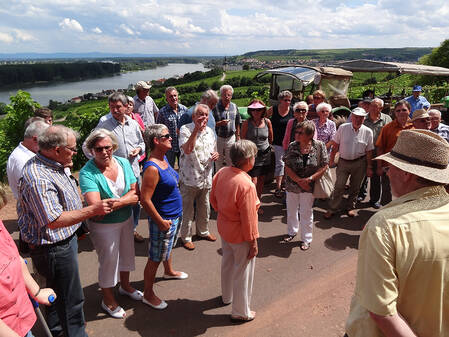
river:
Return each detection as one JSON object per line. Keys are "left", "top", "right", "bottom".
{"left": 0, "top": 63, "right": 209, "bottom": 106}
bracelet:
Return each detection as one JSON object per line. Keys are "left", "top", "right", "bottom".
{"left": 34, "top": 288, "right": 41, "bottom": 297}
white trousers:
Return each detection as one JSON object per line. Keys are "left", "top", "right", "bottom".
{"left": 286, "top": 191, "right": 314, "bottom": 243}
{"left": 88, "top": 216, "right": 135, "bottom": 288}
{"left": 221, "top": 238, "right": 256, "bottom": 318}
{"left": 216, "top": 134, "right": 236, "bottom": 171}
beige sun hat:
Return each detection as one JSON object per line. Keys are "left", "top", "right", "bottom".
{"left": 135, "top": 81, "right": 151, "bottom": 90}
{"left": 375, "top": 129, "right": 449, "bottom": 184}
{"left": 411, "top": 108, "right": 430, "bottom": 122}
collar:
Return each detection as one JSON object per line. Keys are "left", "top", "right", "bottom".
{"left": 35, "top": 152, "right": 65, "bottom": 170}
{"left": 382, "top": 185, "right": 449, "bottom": 211}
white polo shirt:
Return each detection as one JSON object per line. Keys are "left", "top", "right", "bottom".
{"left": 333, "top": 123, "right": 374, "bottom": 160}
{"left": 7, "top": 143, "right": 35, "bottom": 199}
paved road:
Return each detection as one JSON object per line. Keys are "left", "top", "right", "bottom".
{"left": 1, "top": 180, "right": 377, "bottom": 337}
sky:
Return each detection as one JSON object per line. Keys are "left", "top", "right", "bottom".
{"left": 0, "top": 0, "right": 448, "bottom": 56}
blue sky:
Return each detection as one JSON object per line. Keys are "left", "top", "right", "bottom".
{"left": 0, "top": 0, "right": 448, "bottom": 56}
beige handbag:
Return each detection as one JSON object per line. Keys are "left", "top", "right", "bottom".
{"left": 313, "top": 141, "right": 334, "bottom": 199}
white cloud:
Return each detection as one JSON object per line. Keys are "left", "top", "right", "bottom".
{"left": 91, "top": 27, "right": 102, "bottom": 34}
{"left": 164, "top": 16, "right": 205, "bottom": 34}
{"left": 119, "top": 24, "right": 135, "bottom": 36}
{"left": 0, "top": 32, "right": 13, "bottom": 43}
{"left": 141, "top": 22, "right": 173, "bottom": 35}
{"left": 14, "top": 29, "right": 36, "bottom": 42}
{"left": 59, "top": 18, "right": 84, "bottom": 33}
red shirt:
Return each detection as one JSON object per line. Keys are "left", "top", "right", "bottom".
{"left": 210, "top": 167, "right": 260, "bottom": 243}
{"left": 0, "top": 221, "right": 36, "bottom": 336}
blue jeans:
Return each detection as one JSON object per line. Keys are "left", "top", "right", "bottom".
{"left": 30, "top": 236, "right": 87, "bottom": 337}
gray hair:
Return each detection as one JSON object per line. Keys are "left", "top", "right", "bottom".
{"left": 316, "top": 102, "right": 332, "bottom": 113}
{"left": 293, "top": 101, "right": 308, "bottom": 112}
{"left": 201, "top": 89, "right": 219, "bottom": 103}
{"left": 371, "top": 97, "right": 384, "bottom": 107}
{"left": 428, "top": 109, "right": 441, "bottom": 118}
{"left": 278, "top": 90, "right": 293, "bottom": 100}
{"left": 144, "top": 124, "right": 168, "bottom": 151}
{"left": 165, "top": 87, "right": 178, "bottom": 95}
{"left": 193, "top": 103, "right": 210, "bottom": 117}
{"left": 127, "top": 96, "right": 134, "bottom": 104}
{"left": 85, "top": 128, "right": 118, "bottom": 152}
{"left": 24, "top": 120, "right": 49, "bottom": 139}
{"left": 220, "top": 84, "right": 234, "bottom": 95}
{"left": 24, "top": 116, "right": 45, "bottom": 131}
{"left": 38, "top": 125, "right": 79, "bottom": 151}
{"left": 108, "top": 92, "right": 128, "bottom": 106}
{"left": 230, "top": 139, "right": 257, "bottom": 168}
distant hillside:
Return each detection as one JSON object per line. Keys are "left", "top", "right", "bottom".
{"left": 240, "top": 47, "right": 433, "bottom": 62}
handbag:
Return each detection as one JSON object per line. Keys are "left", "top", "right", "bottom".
{"left": 313, "top": 141, "right": 334, "bottom": 199}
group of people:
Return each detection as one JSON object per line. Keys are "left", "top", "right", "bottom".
{"left": 3, "top": 79, "right": 449, "bottom": 337}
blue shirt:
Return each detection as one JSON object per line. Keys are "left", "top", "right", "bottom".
{"left": 79, "top": 156, "right": 137, "bottom": 223}
{"left": 431, "top": 123, "right": 449, "bottom": 143}
{"left": 178, "top": 103, "right": 216, "bottom": 134}
{"left": 213, "top": 101, "right": 241, "bottom": 138}
{"left": 142, "top": 159, "right": 182, "bottom": 219}
{"left": 157, "top": 103, "right": 188, "bottom": 153}
{"left": 18, "top": 153, "right": 82, "bottom": 245}
{"left": 405, "top": 95, "right": 430, "bottom": 115}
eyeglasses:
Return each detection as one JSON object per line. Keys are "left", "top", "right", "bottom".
{"left": 64, "top": 145, "right": 78, "bottom": 153}
{"left": 395, "top": 108, "right": 409, "bottom": 112}
{"left": 94, "top": 145, "right": 113, "bottom": 153}
{"left": 295, "top": 109, "right": 307, "bottom": 113}
{"left": 159, "top": 134, "right": 171, "bottom": 139}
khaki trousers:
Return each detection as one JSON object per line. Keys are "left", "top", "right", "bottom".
{"left": 180, "top": 183, "right": 211, "bottom": 242}
{"left": 329, "top": 157, "right": 367, "bottom": 212}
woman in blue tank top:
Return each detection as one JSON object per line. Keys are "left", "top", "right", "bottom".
{"left": 140, "top": 124, "right": 188, "bottom": 310}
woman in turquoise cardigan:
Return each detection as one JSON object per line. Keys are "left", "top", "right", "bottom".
{"left": 80, "top": 129, "right": 141, "bottom": 319}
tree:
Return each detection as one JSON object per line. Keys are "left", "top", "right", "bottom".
{"left": 417, "top": 39, "right": 449, "bottom": 86}
{"left": 0, "top": 91, "right": 40, "bottom": 181}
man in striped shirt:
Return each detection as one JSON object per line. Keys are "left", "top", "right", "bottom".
{"left": 18, "top": 125, "right": 115, "bottom": 337}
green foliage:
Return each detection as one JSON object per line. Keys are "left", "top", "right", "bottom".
{"left": 416, "top": 39, "right": 449, "bottom": 86}
{"left": 0, "top": 91, "right": 40, "bottom": 181}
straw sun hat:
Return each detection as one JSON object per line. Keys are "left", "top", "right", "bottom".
{"left": 375, "top": 129, "right": 449, "bottom": 184}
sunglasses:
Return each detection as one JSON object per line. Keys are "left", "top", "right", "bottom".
{"left": 94, "top": 145, "right": 112, "bottom": 153}
{"left": 295, "top": 109, "right": 307, "bottom": 113}
{"left": 159, "top": 134, "right": 171, "bottom": 139}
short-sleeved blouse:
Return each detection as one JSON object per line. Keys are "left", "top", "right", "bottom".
{"left": 283, "top": 139, "right": 328, "bottom": 193}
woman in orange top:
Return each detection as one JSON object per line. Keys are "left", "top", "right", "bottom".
{"left": 210, "top": 140, "right": 260, "bottom": 323}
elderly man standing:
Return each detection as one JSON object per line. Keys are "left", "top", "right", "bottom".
{"left": 178, "top": 104, "right": 219, "bottom": 250}
{"left": 156, "top": 86, "right": 188, "bottom": 167}
{"left": 7, "top": 120, "right": 49, "bottom": 200}
{"left": 18, "top": 125, "right": 115, "bottom": 337}
{"left": 345, "top": 129, "right": 449, "bottom": 337}
{"left": 95, "top": 92, "right": 146, "bottom": 242}
{"left": 324, "top": 108, "right": 374, "bottom": 218}
{"left": 359, "top": 98, "right": 392, "bottom": 208}
{"left": 375, "top": 100, "right": 414, "bottom": 204}
{"left": 133, "top": 80, "right": 158, "bottom": 127}
{"left": 405, "top": 85, "right": 430, "bottom": 115}
{"left": 178, "top": 89, "right": 218, "bottom": 131}
{"left": 213, "top": 85, "right": 241, "bottom": 170}
{"left": 429, "top": 109, "right": 449, "bottom": 142}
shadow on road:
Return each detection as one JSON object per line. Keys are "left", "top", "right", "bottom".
{"left": 324, "top": 233, "right": 360, "bottom": 251}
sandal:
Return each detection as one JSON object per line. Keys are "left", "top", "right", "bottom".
{"left": 300, "top": 241, "right": 310, "bottom": 251}
{"left": 274, "top": 189, "right": 283, "bottom": 198}
{"left": 230, "top": 311, "right": 256, "bottom": 323}
{"left": 281, "top": 235, "right": 296, "bottom": 243}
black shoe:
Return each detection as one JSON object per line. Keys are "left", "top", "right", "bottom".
{"left": 370, "top": 201, "right": 381, "bottom": 209}
{"left": 357, "top": 196, "right": 365, "bottom": 202}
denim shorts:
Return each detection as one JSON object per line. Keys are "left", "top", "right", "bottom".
{"left": 148, "top": 216, "right": 181, "bottom": 262}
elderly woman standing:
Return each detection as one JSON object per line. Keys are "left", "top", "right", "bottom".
{"left": 80, "top": 129, "right": 141, "bottom": 318}
{"left": 313, "top": 102, "right": 336, "bottom": 153}
{"left": 141, "top": 124, "right": 188, "bottom": 310}
{"left": 267, "top": 91, "right": 293, "bottom": 198}
{"left": 241, "top": 99, "right": 273, "bottom": 210}
{"left": 282, "top": 121, "right": 328, "bottom": 250}
{"left": 210, "top": 140, "right": 260, "bottom": 322}
{"left": 283, "top": 101, "right": 314, "bottom": 150}
{"left": 308, "top": 90, "right": 326, "bottom": 120}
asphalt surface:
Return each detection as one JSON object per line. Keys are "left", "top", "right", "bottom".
{"left": 2, "top": 175, "right": 379, "bottom": 337}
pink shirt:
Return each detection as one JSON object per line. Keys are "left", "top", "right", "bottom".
{"left": 210, "top": 167, "right": 260, "bottom": 243}
{"left": 131, "top": 113, "right": 146, "bottom": 162}
{"left": 282, "top": 119, "right": 318, "bottom": 150}
{"left": 0, "top": 221, "right": 36, "bottom": 336}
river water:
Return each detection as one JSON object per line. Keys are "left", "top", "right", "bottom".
{"left": 0, "top": 63, "right": 209, "bottom": 106}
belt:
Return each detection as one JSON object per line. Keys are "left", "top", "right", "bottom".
{"left": 340, "top": 155, "right": 366, "bottom": 162}
{"left": 28, "top": 234, "right": 75, "bottom": 250}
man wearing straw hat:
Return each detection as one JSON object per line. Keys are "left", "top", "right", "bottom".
{"left": 345, "top": 129, "right": 449, "bottom": 337}
{"left": 410, "top": 108, "right": 431, "bottom": 130}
